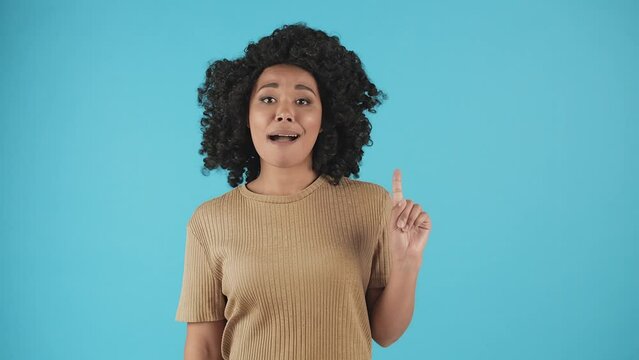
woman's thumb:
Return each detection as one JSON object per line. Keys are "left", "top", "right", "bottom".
{"left": 392, "top": 198, "right": 406, "bottom": 220}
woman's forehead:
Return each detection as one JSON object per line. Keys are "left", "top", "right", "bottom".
{"left": 257, "top": 64, "right": 317, "bottom": 86}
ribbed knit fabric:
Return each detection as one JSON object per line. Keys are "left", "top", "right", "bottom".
{"left": 175, "top": 174, "right": 393, "bottom": 360}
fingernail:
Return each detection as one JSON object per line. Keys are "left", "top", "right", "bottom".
{"left": 398, "top": 220, "right": 405, "bottom": 228}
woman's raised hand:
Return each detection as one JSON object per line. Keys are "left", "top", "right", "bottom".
{"left": 388, "top": 168, "right": 432, "bottom": 269}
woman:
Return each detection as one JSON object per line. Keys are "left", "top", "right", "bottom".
{"left": 175, "top": 22, "right": 432, "bottom": 360}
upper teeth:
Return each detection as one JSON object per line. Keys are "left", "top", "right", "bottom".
{"left": 275, "top": 134, "right": 297, "bottom": 137}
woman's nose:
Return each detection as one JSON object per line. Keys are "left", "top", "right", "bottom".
{"left": 276, "top": 112, "right": 293, "bottom": 121}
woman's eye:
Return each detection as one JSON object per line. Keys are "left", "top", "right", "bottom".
{"left": 259, "top": 96, "right": 311, "bottom": 105}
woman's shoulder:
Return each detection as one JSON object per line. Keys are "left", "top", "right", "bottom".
{"left": 337, "top": 176, "right": 391, "bottom": 202}
{"left": 188, "top": 188, "right": 238, "bottom": 227}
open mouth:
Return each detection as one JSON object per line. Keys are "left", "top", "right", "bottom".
{"left": 268, "top": 134, "right": 300, "bottom": 142}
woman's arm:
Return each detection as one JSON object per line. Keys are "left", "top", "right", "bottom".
{"left": 368, "top": 260, "right": 420, "bottom": 347}
{"left": 184, "top": 320, "right": 226, "bottom": 360}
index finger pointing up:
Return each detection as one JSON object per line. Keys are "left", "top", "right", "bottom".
{"left": 392, "top": 168, "right": 403, "bottom": 205}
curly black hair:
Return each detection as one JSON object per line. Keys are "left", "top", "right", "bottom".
{"left": 196, "top": 22, "right": 388, "bottom": 187}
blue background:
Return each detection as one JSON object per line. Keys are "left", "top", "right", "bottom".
{"left": 1, "top": 0, "right": 637, "bottom": 359}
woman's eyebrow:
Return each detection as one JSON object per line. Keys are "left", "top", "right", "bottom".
{"left": 257, "top": 82, "right": 316, "bottom": 96}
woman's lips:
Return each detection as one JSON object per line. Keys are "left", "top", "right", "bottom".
{"left": 268, "top": 134, "right": 300, "bottom": 145}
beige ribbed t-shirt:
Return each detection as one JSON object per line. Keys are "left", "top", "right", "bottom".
{"left": 175, "top": 174, "right": 393, "bottom": 360}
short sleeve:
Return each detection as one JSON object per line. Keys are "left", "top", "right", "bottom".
{"left": 367, "top": 191, "right": 393, "bottom": 289}
{"left": 175, "top": 222, "right": 226, "bottom": 322}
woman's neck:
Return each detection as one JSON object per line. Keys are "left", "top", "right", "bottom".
{"left": 246, "top": 167, "right": 320, "bottom": 196}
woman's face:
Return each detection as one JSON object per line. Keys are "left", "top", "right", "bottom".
{"left": 247, "top": 63, "right": 322, "bottom": 170}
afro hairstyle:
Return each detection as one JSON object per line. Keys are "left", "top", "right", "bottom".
{"left": 196, "top": 22, "right": 388, "bottom": 187}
